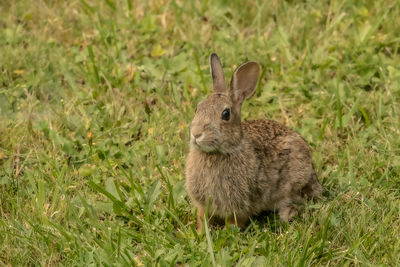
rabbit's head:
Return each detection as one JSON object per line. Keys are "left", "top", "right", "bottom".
{"left": 190, "top": 53, "right": 261, "bottom": 153}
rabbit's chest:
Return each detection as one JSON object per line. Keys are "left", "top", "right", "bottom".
{"left": 200, "top": 172, "right": 252, "bottom": 215}
{"left": 186, "top": 153, "right": 257, "bottom": 215}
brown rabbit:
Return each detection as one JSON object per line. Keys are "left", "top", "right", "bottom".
{"left": 185, "top": 53, "right": 322, "bottom": 230}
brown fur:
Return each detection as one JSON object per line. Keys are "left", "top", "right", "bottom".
{"left": 185, "top": 54, "right": 322, "bottom": 230}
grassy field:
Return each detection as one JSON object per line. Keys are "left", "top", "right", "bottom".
{"left": 1, "top": 0, "right": 400, "bottom": 265}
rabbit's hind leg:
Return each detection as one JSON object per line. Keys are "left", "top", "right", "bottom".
{"left": 278, "top": 204, "right": 298, "bottom": 222}
{"left": 301, "top": 169, "right": 323, "bottom": 200}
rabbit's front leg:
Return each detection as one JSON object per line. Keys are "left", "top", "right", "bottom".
{"left": 227, "top": 214, "right": 248, "bottom": 228}
{"left": 196, "top": 208, "right": 204, "bottom": 233}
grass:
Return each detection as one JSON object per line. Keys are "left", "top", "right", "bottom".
{"left": 1, "top": 0, "right": 400, "bottom": 265}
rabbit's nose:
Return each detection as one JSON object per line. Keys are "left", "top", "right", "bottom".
{"left": 191, "top": 127, "right": 204, "bottom": 142}
{"left": 191, "top": 132, "right": 204, "bottom": 142}
{"left": 191, "top": 125, "right": 203, "bottom": 140}
{"left": 194, "top": 133, "right": 202, "bottom": 139}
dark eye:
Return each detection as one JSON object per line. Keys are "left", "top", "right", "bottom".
{"left": 221, "top": 109, "right": 230, "bottom": 121}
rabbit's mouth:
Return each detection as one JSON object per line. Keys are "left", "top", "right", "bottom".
{"left": 191, "top": 137, "right": 218, "bottom": 153}
{"left": 192, "top": 142, "right": 217, "bottom": 153}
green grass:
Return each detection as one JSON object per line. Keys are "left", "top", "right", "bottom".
{"left": 1, "top": 0, "right": 400, "bottom": 265}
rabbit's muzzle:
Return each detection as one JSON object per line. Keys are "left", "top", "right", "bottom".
{"left": 190, "top": 123, "right": 217, "bottom": 152}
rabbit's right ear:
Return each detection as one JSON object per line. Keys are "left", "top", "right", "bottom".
{"left": 230, "top": 61, "right": 260, "bottom": 107}
{"left": 210, "top": 53, "right": 226, "bottom": 92}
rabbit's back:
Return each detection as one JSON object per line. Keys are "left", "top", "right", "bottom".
{"left": 243, "top": 119, "right": 297, "bottom": 150}
{"left": 243, "top": 119, "right": 322, "bottom": 212}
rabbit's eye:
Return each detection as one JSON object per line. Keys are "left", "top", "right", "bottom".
{"left": 221, "top": 109, "right": 230, "bottom": 121}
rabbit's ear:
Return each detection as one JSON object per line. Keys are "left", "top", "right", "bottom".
{"left": 230, "top": 61, "right": 260, "bottom": 106}
{"left": 210, "top": 53, "right": 226, "bottom": 92}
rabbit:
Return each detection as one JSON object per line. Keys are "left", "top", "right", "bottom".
{"left": 185, "top": 53, "right": 323, "bottom": 231}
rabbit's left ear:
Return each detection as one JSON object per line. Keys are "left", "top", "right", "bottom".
{"left": 230, "top": 61, "right": 260, "bottom": 106}
{"left": 210, "top": 53, "right": 226, "bottom": 93}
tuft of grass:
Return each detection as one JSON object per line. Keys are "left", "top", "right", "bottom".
{"left": 1, "top": 0, "right": 400, "bottom": 265}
